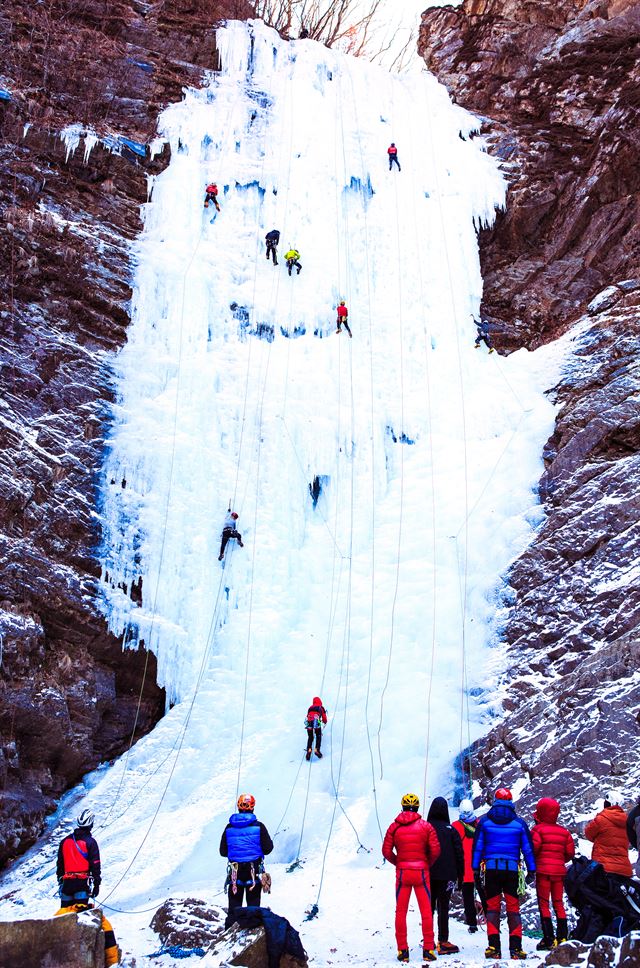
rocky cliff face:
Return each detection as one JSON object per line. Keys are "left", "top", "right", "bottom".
{"left": 419, "top": 0, "right": 640, "bottom": 351}
{"left": 419, "top": 0, "right": 640, "bottom": 815}
{"left": 0, "top": 0, "right": 250, "bottom": 868}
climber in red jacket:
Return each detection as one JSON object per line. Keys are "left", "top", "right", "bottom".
{"left": 388, "top": 143, "right": 401, "bottom": 171}
{"left": 305, "top": 697, "right": 327, "bottom": 760}
{"left": 532, "top": 798, "right": 575, "bottom": 950}
{"left": 336, "top": 300, "right": 352, "bottom": 338}
{"left": 382, "top": 793, "right": 441, "bottom": 963}
{"left": 204, "top": 182, "right": 220, "bottom": 211}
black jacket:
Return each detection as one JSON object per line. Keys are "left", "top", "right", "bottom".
{"left": 265, "top": 230, "right": 280, "bottom": 245}
{"left": 627, "top": 802, "right": 640, "bottom": 849}
{"left": 426, "top": 797, "right": 464, "bottom": 882}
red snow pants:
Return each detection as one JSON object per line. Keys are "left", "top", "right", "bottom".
{"left": 536, "top": 873, "right": 567, "bottom": 918}
{"left": 394, "top": 868, "right": 435, "bottom": 950}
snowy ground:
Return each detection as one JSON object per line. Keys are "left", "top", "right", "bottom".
{"left": 0, "top": 21, "right": 563, "bottom": 966}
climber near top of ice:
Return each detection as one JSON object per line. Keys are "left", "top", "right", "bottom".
{"left": 284, "top": 247, "right": 301, "bottom": 276}
{"left": 218, "top": 509, "right": 243, "bottom": 561}
{"left": 204, "top": 182, "right": 220, "bottom": 211}
{"left": 473, "top": 316, "right": 494, "bottom": 354}
{"left": 265, "top": 228, "right": 280, "bottom": 266}
{"left": 388, "top": 143, "right": 401, "bottom": 172}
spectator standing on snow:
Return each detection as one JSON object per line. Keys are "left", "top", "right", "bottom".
{"left": 453, "top": 799, "right": 487, "bottom": 933}
{"left": 627, "top": 794, "right": 640, "bottom": 877}
{"left": 388, "top": 143, "right": 401, "bottom": 171}
{"left": 531, "top": 797, "right": 575, "bottom": 950}
{"left": 585, "top": 791, "right": 632, "bottom": 880}
{"left": 426, "top": 796, "right": 464, "bottom": 955}
{"left": 220, "top": 793, "right": 273, "bottom": 925}
{"left": 471, "top": 787, "right": 536, "bottom": 961}
{"left": 57, "top": 809, "right": 101, "bottom": 906}
{"left": 382, "top": 792, "right": 441, "bottom": 963}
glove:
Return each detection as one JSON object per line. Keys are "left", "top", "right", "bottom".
{"left": 525, "top": 871, "right": 535, "bottom": 887}
{"left": 92, "top": 883, "right": 100, "bottom": 898}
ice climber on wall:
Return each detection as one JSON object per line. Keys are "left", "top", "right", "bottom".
{"left": 305, "top": 696, "right": 327, "bottom": 760}
{"left": 220, "top": 793, "right": 273, "bottom": 926}
{"left": 218, "top": 509, "right": 243, "bottom": 561}
{"left": 471, "top": 788, "right": 536, "bottom": 961}
{"left": 382, "top": 792, "right": 441, "bottom": 963}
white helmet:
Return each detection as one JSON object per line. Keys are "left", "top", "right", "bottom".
{"left": 76, "top": 809, "right": 95, "bottom": 829}
{"left": 605, "top": 790, "right": 624, "bottom": 807}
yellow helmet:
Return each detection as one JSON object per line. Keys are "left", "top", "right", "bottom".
{"left": 401, "top": 792, "right": 420, "bottom": 810}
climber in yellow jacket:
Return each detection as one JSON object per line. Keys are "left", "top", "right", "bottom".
{"left": 54, "top": 902, "right": 119, "bottom": 965}
{"left": 284, "top": 247, "right": 301, "bottom": 276}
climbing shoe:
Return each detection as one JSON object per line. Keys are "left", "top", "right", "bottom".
{"left": 218, "top": 554, "right": 224, "bottom": 561}
{"left": 314, "top": 749, "right": 323, "bottom": 758}
{"left": 437, "top": 941, "right": 459, "bottom": 954}
{"left": 509, "top": 949, "right": 527, "bottom": 960}
{"left": 397, "top": 950, "right": 409, "bottom": 963}
{"left": 484, "top": 947, "right": 501, "bottom": 959}
{"left": 468, "top": 926, "right": 478, "bottom": 934}
{"left": 305, "top": 750, "right": 312, "bottom": 761}
{"left": 422, "top": 951, "right": 437, "bottom": 963}
{"left": 238, "top": 540, "right": 244, "bottom": 547}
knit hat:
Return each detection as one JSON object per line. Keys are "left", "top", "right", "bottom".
{"left": 458, "top": 798, "right": 476, "bottom": 822}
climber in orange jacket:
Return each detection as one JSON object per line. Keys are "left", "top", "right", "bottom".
{"left": 204, "top": 182, "right": 220, "bottom": 211}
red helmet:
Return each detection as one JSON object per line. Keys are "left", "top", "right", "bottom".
{"left": 231, "top": 512, "right": 238, "bottom": 520}
{"left": 495, "top": 787, "right": 512, "bottom": 801}
{"left": 237, "top": 793, "right": 255, "bottom": 812}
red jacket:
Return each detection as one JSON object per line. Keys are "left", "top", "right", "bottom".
{"left": 337, "top": 305, "right": 348, "bottom": 319}
{"left": 387, "top": 145, "right": 397, "bottom": 156}
{"left": 306, "top": 698, "right": 327, "bottom": 726}
{"left": 531, "top": 798, "right": 575, "bottom": 877}
{"left": 585, "top": 806, "right": 632, "bottom": 877}
{"left": 452, "top": 818, "right": 478, "bottom": 883}
{"left": 206, "top": 183, "right": 218, "bottom": 195}
{"left": 382, "top": 811, "right": 440, "bottom": 872}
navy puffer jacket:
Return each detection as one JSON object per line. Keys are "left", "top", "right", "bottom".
{"left": 471, "top": 801, "right": 536, "bottom": 873}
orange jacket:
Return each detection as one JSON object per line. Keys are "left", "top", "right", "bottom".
{"left": 585, "top": 806, "right": 632, "bottom": 877}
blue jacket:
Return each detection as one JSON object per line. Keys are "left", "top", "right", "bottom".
{"left": 471, "top": 801, "right": 536, "bottom": 873}
{"left": 220, "top": 812, "right": 273, "bottom": 863}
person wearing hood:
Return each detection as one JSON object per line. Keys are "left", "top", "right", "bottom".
{"left": 426, "top": 797, "right": 464, "bottom": 955}
{"left": 220, "top": 793, "right": 273, "bottom": 924}
{"left": 471, "top": 788, "right": 536, "bottom": 961}
{"left": 585, "top": 790, "right": 632, "bottom": 879}
{"left": 453, "top": 799, "right": 486, "bottom": 933}
{"left": 382, "top": 792, "right": 441, "bottom": 963}
{"left": 531, "top": 797, "right": 575, "bottom": 950}
{"left": 305, "top": 696, "right": 327, "bottom": 761}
